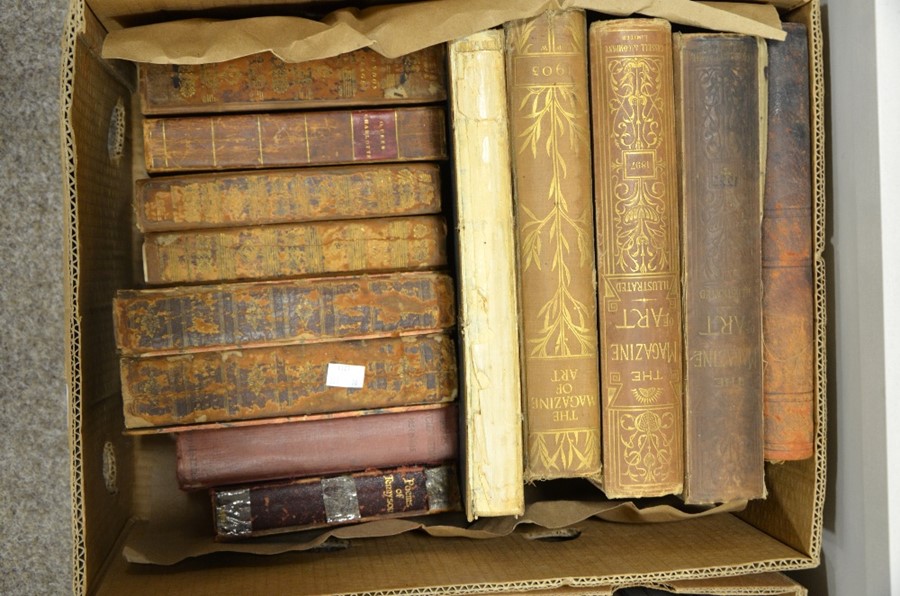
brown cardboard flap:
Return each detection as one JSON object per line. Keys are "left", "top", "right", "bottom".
{"left": 100, "top": 0, "right": 784, "bottom": 65}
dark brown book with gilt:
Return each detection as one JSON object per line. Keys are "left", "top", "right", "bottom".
{"left": 763, "top": 23, "right": 815, "bottom": 462}
{"left": 112, "top": 270, "right": 456, "bottom": 356}
{"left": 142, "top": 214, "right": 448, "bottom": 284}
{"left": 589, "top": 19, "right": 683, "bottom": 498}
{"left": 175, "top": 403, "right": 459, "bottom": 490}
{"left": 505, "top": 9, "right": 601, "bottom": 482}
{"left": 211, "top": 464, "right": 460, "bottom": 540}
{"left": 134, "top": 163, "right": 442, "bottom": 232}
{"left": 675, "top": 33, "right": 767, "bottom": 504}
{"left": 139, "top": 45, "right": 447, "bottom": 115}
{"left": 121, "top": 332, "right": 458, "bottom": 429}
{"left": 143, "top": 106, "right": 447, "bottom": 174}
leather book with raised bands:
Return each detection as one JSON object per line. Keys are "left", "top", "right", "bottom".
{"left": 112, "top": 270, "right": 456, "bottom": 356}
{"left": 763, "top": 23, "right": 815, "bottom": 462}
{"left": 143, "top": 106, "right": 447, "bottom": 174}
{"left": 211, "top": 464, "right": 461, "bottom": 540}
{"left": 134, "top": 163, "right": 442, "bottom": 233}
{"left": 589, "top": 19, "right": 684, "bottom": 498}
{"left": 505, "top": 9, "right": 601, "bottom": 482}
{"left": 121, "top": 332, "right": 458, "bottom": 429}
{"left": 175, "top": 403, "right": 459, "bottom": 490}
{"left": 139, "top": 45, "right": 447, "bottom": 115}
{"left": 142, "top": 214, "right": 448, "bottom": 284}
{"left": 675, "top": 33, "right": 767, "bottom": 504}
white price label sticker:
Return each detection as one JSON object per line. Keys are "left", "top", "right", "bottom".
{"left": 325, "top": 363, "right": 366, "bottom": 389}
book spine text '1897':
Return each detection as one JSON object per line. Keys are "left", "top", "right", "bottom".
{"left": 506, "top": 9, "right": 601, "bottom": 482}
{"left": 590, "top": 19, "right": 683, "bottom": 498}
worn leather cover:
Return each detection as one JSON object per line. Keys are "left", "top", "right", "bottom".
{"left": 143, "top": 106, "right": 447, "bottom": 173}
{"left": 211, "top": 464, "right": 460, "bottom": 540}
{"left": 590, "top": 19, "right": 683, "bottom": 498}
{"left": 134, "top": 163, "right": 442, "bottom": 233}
{"left": 139, "top": 45, "right": 447, "bottom": 115}
{"left": 142, "top": 214, "right": 448, "bottom": 284}
{"left": 506, "top": 9, "right": 602, "bottom": 482}
{"left": 121, "top": 332, "right": 457, "bottom": 429}
{"left": 762, "top": 23, "right": 815, "bottom": 462}
{"left": 675, "top": 33, "right": 766, "bottom": 504}
{"left": 175, "top": 403, "right": 459, "bottom": 489}
{"left": 112, "top": 270, "right": 456, "bottom": 356}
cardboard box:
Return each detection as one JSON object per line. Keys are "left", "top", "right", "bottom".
{"left": 61, "top": 0, "right": 825, "bottom": 593}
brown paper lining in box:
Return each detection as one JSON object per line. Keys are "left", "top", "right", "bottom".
{"left": 100, "top": 0, "right": 784, "bottom": 65}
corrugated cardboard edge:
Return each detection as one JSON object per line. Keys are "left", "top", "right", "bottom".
{"left": 99, "top": 0, "right": 784, "bottom": 65}
{"left": 60, "top": 1, "right": 86, "bottom": 594}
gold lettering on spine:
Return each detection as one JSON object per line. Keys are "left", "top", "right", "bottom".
{"left": 393, "top": 110, "right": 401, "bottom": 160}
{"left": 210, "top": 119, "right": 217, "bottom": 167}
{"left": 256, "top": 116, "right": 264, "bottom": 165}
{"left": 303, "top": 114, "right": 311, "bottom": 163}
{"left": 160, "top": 120, "right": 169, "bottom": 168}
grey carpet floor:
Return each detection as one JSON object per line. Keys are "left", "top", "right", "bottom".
{"left": 1, "top": 1, "right": 74, "bottom": 594}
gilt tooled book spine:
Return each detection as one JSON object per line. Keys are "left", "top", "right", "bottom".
{"left": 763, "top": 23, "right": 815, "bottom": 462}
{"left": 112, "top": 270, "right": 456, "bottom": 356}
{"left": 143, "top": 106, "right": 447, "bottom": 173}
{"left": 121, "top": 333, "right": 458, "bottom": 429}
{"left": 139, "top": 45, "right": 447, "bottom": 116}
{"left": 142, "top": 214, "right": 448, "bottom": 284}
{"left": 589, "top": 19, "right": 683, "bottom": 498}
{"left": 176, "top": 403, "right": 459, "bottom": 490}
{"left": 675, "top": 33, "right": 767, "bottom": 504}
{"left": 505, "top": 10, "right": 601, "bottom": 482}
{"left": 134, "top": 163, "right": 442, "bottom": 233}
{"left": 448, "top": 30, "right": 524, "bottom": 520}
{"left": 212, "top": 464, "right": 460, "bottom": 540}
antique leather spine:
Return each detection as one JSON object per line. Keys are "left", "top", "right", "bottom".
{"left": 175, "top": 403, "right": 459, "bottom": 490}
{"left": 505, "top": 10, "right": 601, "bottom": 482}
{"left": 589, "top": 19, "right": 683, "bottom": 498}
{"left": 139, "top": 45, "right": 447, "bottom": 115}
{"left": 142, "top": 214, "right": 448, "bottom": 284}
{"left": 212, "top": 464, "right": 460, "bottom": 540}
{"left": 675, "top": 33, "right": 767, "bottom": 504}
{"left": 763, "top": 23, "right": 815, "bottom": 462}
{"left": 143, "top": 106, "right": 447, "bottom": 173}
{"left": 134, "top": 163, "right": 442, "bottom": 232}
{"left": 448, "top": 30, "right": 524, "bottom": 519}
{"left": 121, "top": 332, "right": 458, "bottom": 429}
{"left": 113, "top": 270, "right": 456, "bottom": 356}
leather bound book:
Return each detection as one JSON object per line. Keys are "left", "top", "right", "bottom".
{"left": 589, "top": 19, "right": 683, "bottom": 498}
{"left": 505, "top": 10, "right": 601, "bottom": 482}
{"left": 134, "top": 163, "right": 442, "bottom": 233}
{"left": 763, "top": 23, "right": 815, "bottom": 462}
{"left": 112, "top": 270, "right": 456, "bottom": 356}
{"left": 675, "top": 33, "right": 767, "bottom": 504}
{"left": 142, "top": 214, "right": 448, "bottom": 284}
{"left": 175, "top": 403, "right": 459, "bottom": 490}
{"left": 143, "top": 106, "right": 447, "bottom": 174}
{"left": 139, "top": 45, "right": 447, "bottom": 115}
{"left": 121, "top": 332, "right": 458, "bottom": 429}
{"left": 449, "top": 30, "right": 525, "bottom": 520}
{"left": 211, "top": 464, "right": 461, "bottom": 540}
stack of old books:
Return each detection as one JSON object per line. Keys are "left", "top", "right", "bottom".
{"left": 112, "top": 46, "right": 463, "bottom": 540}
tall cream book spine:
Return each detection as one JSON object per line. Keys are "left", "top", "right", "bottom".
{"left": 449, "top": 29, "right": 525, "bottom": 520}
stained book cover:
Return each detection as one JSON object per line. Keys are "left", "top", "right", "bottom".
{"left": 505, "top": 10, "right": 601, "bottom": 482}
{"left": 113, "top": 270, "right": 456, "bottom": 356}
{"left": 449, "top": 29, "right": 525, "bottom": 519}
{"left": 139, "top": 45, "right": 447, "bottom": 115}
{"left": 134, "top": 163, "right": 442, "bottom": 233}
{"left": 121, "top": 332, "right": 458, "bottom": 429}
{"left": 589, "top": 19, "right": 683, "bottom": 498}
{"left": 143, "top": 106, "right": 447, "bottom": 173}
{"left": 175, "top": 403, "right": 459, "bottom": 490}
{"left": 675, "top": 33, "right": 767, "bottom": 504}
{"left": 763, "top": 23, "right": 815, "bottom": 462}
{"left": 212, "top": 464, "right": 460, "bottom": 540}
{"left": 142, "top": 214, "right": 448, "bottom": 284}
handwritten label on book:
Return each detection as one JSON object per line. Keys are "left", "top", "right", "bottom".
{"left": 326, "top": 363, "right": 366, "bottom": 389}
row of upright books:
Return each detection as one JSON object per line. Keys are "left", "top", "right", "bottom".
{"left": 112, "top": 8, "right": 816, "bottom": 540}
